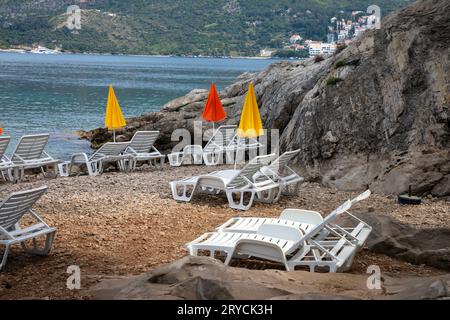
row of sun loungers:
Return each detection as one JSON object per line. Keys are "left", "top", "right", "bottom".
{"left": 1, "top": 126, "right": 263, "bottom": 182}
{"left": 170, "top": 151, "right": 304, "bottom": 210}
{"left": 167, "top": 125, "right": 262, "bottom": 166}
{"left": 0, "top": 131, "right": 166, "bottom": 182}
{"left": 59, "top": 131, "right": 165, "bottom": 177}
{"left": 0, "top": 134, "right": 59, "bottom": 183}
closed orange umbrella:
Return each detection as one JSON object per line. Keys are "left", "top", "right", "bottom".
{"left": 0, "top": 127, "right": 3, "bottom": 135}
{"left": 202, "top": 83, "right": 226, "bottom": 131}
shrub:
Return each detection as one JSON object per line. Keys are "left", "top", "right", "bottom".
{"left": 334, "top": 60, "right": 347, "bottom": 69}
{"left": 326, "top": 77, "right": 343, "bottom": 86}
{"left": 314, "top": 55, "right": 325, "bottom": 63}
{"left": 335, "top": 44, "right": 348, "bottom": 54}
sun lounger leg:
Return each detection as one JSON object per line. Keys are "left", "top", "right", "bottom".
{"left": 0, "top": 245, "right": 10, "bottom": 271}
{"left": 58, "top": 162, "right": 70, "bottom": 177}
{"left": 168, "top": 153, "right": 183, "bottom": 166}
{"left": 256, "top": 188, "right": 280, "bottom": 203}
{"left": 20, "top": 231, "right": 56, "bottom": 256}
{"left": 226, "top": 190, "right": 255, "bottom": 211}
{"left": 170, "top": 181, "right": 197, "bottom": 202}
{"left": 203, "top": 152, "right": 221, "bottom": 166}
{"left": 12, "top": 167, "right": 24, "bottom": 183}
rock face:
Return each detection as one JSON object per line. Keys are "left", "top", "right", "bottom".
{"left": 356, "top": 212, "right": 450, "bottom": 271}
{"left": 83, "top": 0, "right": 450, "bottom": 196}
{"left": 89, "top": 256, "right": 450, "bottom": 300}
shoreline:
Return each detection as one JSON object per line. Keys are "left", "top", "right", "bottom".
{"left": 0, "top": 48, "right": 284, "bottom": 60}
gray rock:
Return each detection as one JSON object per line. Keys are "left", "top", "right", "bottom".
{"left": 89, "top": 256, "right": 379, "bottom": 300}
{"left": 355, "top": 212, "right": 450, "bottom": 270}
{"left": 88, "top": 255, "right": 450, "bottom": 300}
{"left": 382, "top": 275, "right": 450, "bottom": 300}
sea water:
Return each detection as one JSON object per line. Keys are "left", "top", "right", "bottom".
{"left": 0, "top": 52, "right": 276, "bottom": 160}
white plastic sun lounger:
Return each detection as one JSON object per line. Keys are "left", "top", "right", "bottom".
{"left": 0, "top": 136, "right": 14, "bottom": 181}
{"left": 167, "top": 145, "right": 203, "bottom": 167}
{"left": 59, "top": 142, "right": 135, "bottom": 177}
{"left": 168, "top": 125, "right": 237, "bottom": 166}
{"left": 217, "top": 190, "right": 372, "bottom": 250}
{"left": 226, "top": 135, "right": 263, "bottom": 154}
{"left": 203, "top": 125, "right": 238, "bottom": 166}
{"left": 10, "top": 134, "right": 60, "bottom": 182}
{"left": 256, "top": 149, "right": 304, "bottom": 203}
{"left": 170, "top": 154, "right": 279, "bottom": 210}
{"left": 187, "top": 200, "right": 358, "bottom": 272}
{"left": 125, "top": 131, "right": 165, "bottom": 168}
{"left": 0, "top": 186, "right": 56, "bottom": 271}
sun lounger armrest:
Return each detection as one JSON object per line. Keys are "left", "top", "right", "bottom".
{"left": 125, "top": 146, "right": 138, "bottom": 155}
{"left": 150, "top": 146, "right": 162, "bottom": 155}
{"left": 280, "top": 209, "right": 323, "bottom": 225}
{"left": 42, "top": 151, "right": 53, "bottom": 159}
{"left": 308, "top": 239, "right": 340, "bottom": 260}
{"left": 257, "top": 224, "right": 303, "bottom": 241}
{"left": 71, "top": 153, "right": 93, "bottom": 163}
{"left": 215, "top": 217, "right": 240, "bottom": 231}
{"left": 343, "top": 210, "right": 372, "bottom": 229}
{"left": 12, "top": 154, "right": 26, "bottom": 162}
{"left": 0, "top": 225, "right": 14, "bottom": 240}
{"left": 185, "top": 232, "right": 216, "bottom": 251}
{"left": 27, "top": 209, "right": 51, "bottom": 228}
{"left": 231, "top": 239, "right": 288, "bottom": 266}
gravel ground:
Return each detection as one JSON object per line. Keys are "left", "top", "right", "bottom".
{"left": 0, "top": 163, "right": 448, "bottom": 299}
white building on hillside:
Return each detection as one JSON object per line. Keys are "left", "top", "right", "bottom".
{"left": 308, "top": 42, "right": 337, "bottom": 57}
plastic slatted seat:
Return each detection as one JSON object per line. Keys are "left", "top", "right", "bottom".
{"left": 0, "top": 186, "right": 56, "bottom": 271}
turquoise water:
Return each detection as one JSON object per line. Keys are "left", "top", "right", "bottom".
{"left": 0, "top": 52, "right": 276, "bottom": 160}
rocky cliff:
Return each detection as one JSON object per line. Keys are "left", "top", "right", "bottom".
{"left": 83, "top": 0, "right": 450, "bottom": 197}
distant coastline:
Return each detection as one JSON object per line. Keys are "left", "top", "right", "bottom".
{"left": 0, "top": 47, "right": 303, "bottom": 60}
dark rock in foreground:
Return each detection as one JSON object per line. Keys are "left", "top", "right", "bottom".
{"left": 357, "top": 212, "right": 450, "bottom": 271}
{"left": 83, "top": 0, "right": 450, "bottom": 197}
{"left": 89, "top": 256, "right": 450, "bottom": 300}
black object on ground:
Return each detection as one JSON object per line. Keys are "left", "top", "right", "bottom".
{"left": 398, "top": 185, "right": 422, "bottom": 205}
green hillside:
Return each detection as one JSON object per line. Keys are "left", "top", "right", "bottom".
{"left": 0, "top": 0, "right": 413, "bottom": 56}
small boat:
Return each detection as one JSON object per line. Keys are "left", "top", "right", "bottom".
{"left": 30, "top": 46, "right": 58, "bottom": 54}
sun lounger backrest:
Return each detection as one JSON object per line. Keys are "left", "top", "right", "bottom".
{"left": 0, "top": 136, "right": 10, "bottom": 159}
{"left": 227, "top": 154, "right": 276, "bottom": 188}
{"left": 0, "top": 186, "right": 47, "bottom": 231}
{"left": 289, "top": 200, "right": 352, "bottom": 251}
{"left": 129, "top": 131, "right": 159, "bottom": 153}
{"left": 267, "top": 149, "right": 300, "bottom": 173}
{"left": 204, "top": 125, "right": 237, "bottom": 152}
{"left": 11, "top": 134, "right": 50, "bottom": 162}
{"left": 90, "top": 142, "right": 130, "bottom": 161}
{"left": 350, "top": 190, "right": 371, "bottom": 206}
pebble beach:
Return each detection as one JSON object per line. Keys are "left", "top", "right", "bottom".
{"left": 0, "top": 164, "right": 448, "bottom": 299}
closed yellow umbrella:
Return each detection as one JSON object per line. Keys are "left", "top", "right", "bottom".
{"left": 105, "top": 85, "right": 126, "bottom": 142}
{"left": 237, "top": 82, "right": 264, "bottom": 138}
{"left": 235, "top": 82, "right": 264, "bottom": 167}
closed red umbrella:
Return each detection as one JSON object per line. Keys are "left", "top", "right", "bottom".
{"left": 202, "top": 83, "right": 226, "bottom": 131}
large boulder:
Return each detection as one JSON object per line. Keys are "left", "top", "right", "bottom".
{"left": 89, "top": 256, "right": 450, "bottom": 300}
{"left": 356, "top": 212, "right": 450, "bottom": 271}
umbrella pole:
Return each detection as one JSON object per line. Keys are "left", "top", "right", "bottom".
{"left": 113, "top": 130, "right": 116, "bottom": 143}
{"left": 234, "top": 137, "right": 240, "bottom": 170}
